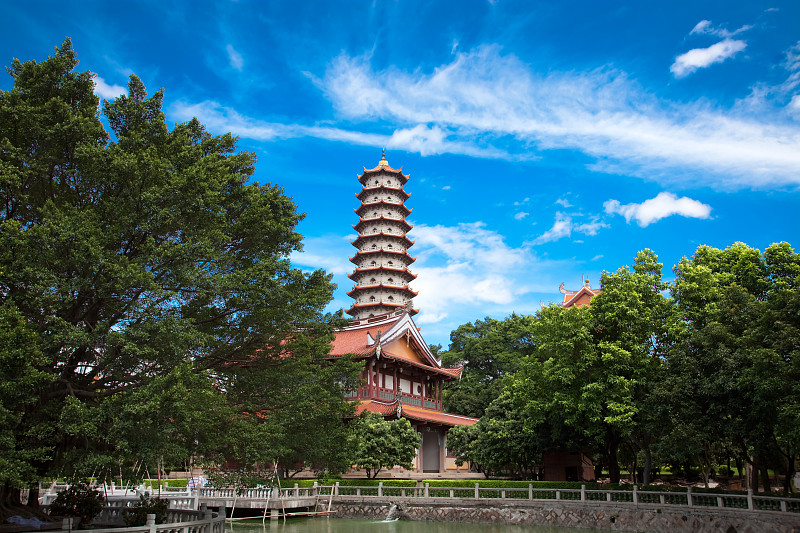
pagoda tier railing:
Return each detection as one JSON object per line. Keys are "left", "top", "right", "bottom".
{"left": 345, "top": 385, "right": 442, "bottom": 410}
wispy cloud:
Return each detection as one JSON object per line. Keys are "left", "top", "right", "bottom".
{"left": 169, "top": 100, "right": 510, "bottom": 159}
{"left": 318, "top": 47, "right": 800, "bottom": 189}
{"left": 604, "top": 192, "right": 712, "bottom": 227}
{"left": 671, "top": 38, "right": 747, "bottom": 78}
{"left": 170, "top": 44, "right": 800, "bottom": 190}
{"left": 690, "top": 20, "right": 752, "bottom": 39}
{"left": 514, "top": 211, "right": 529, "bottom": 220}
{"left": 226, "top": 44, "right": 244, "bottom": 71}
{"left": 531, "top": 212, "right": 608, "bottom": 244}
{"left": 93, "top": 75, "right": 126, "bottom": 99}
{"left": 555, "top": 198, "right": 572, "bottom": 208}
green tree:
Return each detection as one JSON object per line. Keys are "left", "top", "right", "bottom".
{"left": 441, "top": 314, "right": 534, "bottom": 418}
{"left": 512, "top": 250, "right": 669, "bottom": 484}
{"left": 351, "top": 413, "right": 420, "bottom": 478}
{"left": 0, "top": 40, "right": 355, "bottom": 498}
{"left": 661, "top": 242, "right": 800, "bottom": 491}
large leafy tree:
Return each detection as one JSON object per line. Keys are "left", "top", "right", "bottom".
{"left": 511, "top": 250, "right": 670, "bottom": 484}
{"left": 660, "top": 242, "right": 800, "bottom": 491}
{"left": 441, "top": 314, "right": 534, "bottom": 418}
{"left": 0, "top": 40, "right": 355, "bottom": 501}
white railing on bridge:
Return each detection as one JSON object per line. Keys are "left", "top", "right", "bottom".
{"left": 59, "top": 507, "right": 225, "bottom": 533}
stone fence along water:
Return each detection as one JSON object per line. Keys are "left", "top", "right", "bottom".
{"left": 319, "top": 483, "right": 800, "bottom": 533}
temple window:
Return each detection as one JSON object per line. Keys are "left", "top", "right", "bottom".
{"left": 387, "top": 278, "right": 394, "bottom": 283}
{"left": 387, "top": 261, "right": 394, "bottom": 267}
{"left": 370, "top": 277, "right": 376, "bottom": 284}
{"left": 370, "top": 261, "right": 376, "bottom": 267}
{"left": 387, "top": 296, "right": 394, "bottom": 301}
{"left": 371, "top": 244, "right": 377, "bottom": 250}
{"left": 369, "top": 296, "right": 376, "bottom": 302}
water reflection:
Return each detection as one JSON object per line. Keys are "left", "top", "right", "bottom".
{"left": 230, "top": 518, "right": 614, "bottom": 533}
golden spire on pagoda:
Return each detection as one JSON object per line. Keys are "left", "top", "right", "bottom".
{"left": 378, "top": 147, "right": 388, "bottom": 167}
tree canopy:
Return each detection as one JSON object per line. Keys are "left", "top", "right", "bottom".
{"left": 0, "top": 39, "right": 357, "bottom": 498}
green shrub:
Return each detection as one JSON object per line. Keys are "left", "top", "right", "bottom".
{"left": 48, "top": 482, "right": 105, "bottom": 525}
{"left": 122, "top": 494, "right": 169, "bottom": 526}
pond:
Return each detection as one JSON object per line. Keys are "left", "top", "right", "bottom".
{"left": 230, "top": 518, "right": 615, "bottom": 533}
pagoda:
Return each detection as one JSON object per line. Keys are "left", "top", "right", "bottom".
{"left": 329, "top": 151, "right": 478, "bottom": 475}
{"left": 346, "top": 149, "right": 418, "bottom": 319}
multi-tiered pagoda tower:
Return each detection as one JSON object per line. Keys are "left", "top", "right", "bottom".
{"left": 346, "top": 150, "right": 418, "bottom": 319}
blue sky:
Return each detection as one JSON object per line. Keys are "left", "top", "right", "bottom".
{"left": 3, "top": 1, "right": 799, "bottom": 347}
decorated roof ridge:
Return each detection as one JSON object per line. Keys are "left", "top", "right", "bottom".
{"left": 378, "top": 349, "right": 463, "bottom": 379}
{"left": 356, "top": 187, "right": 410, "bottom": 200}
{"left": 351, "top": 233, "right": 414, "bottom": 246}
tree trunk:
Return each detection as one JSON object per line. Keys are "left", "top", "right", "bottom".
{"left": 27, "top": 485, "right": 40, "bottom": 509}
{"left": 783, "top": 455, "right": 795, "bottom": 494}
{"left": 642, "top": 447, "right": 652, "bottom": 486}
{"left": 606, "top": 434, "right": 622, "bottom": 484}
{"left": 761, "top": 464, "right": 771, "bottom": 493}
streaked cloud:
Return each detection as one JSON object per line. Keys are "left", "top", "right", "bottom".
{"left": 319, "top": 47, "right": 800, "bottom": 189}
{"left": 671, "top": 38, "right": 747, "bottom": 78}
{"left": 514, "top": 211, "right": 529, "bottom": 220}
{"left": 690, "top": 20, "right": 752, "bottom": 39}
{"left": 531, "top": 212, "right": 608, "bottom": 244}
{"left": 169, "top": 100, "right": 510, "bottom": 159}
{"left": 604, "top": 192, "right": 712, "bottom": 227}
{"left": 226, "top": 44, "right": 244, "bottom": 71}
{"left": 93, "top": 75, "right": 126, "bottom": 99}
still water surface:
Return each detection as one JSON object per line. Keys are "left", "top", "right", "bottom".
{"left": 231, "top": 518, "right": 615, "bottom": 533}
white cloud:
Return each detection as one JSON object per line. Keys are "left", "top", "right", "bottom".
{"left": 318, "top": 47, "right": 800, "bottom": 189}
{"left": 514, "top": 211, "right": 529, "bottom": 220}
{"left": 442, "top": 185, "right": 451, "bottom": 190}
{"left": 604, "top": 192, "right": 712, "bottom": 227}
{"left": 555, "top": 198, "right": 572, "bottom": 208}
{"left": 671, "top": 39, "right": 747, "bottom": 78}
{"left": 513, "top": 197, "right": 530, "bottom": 206}
{"left": 531, "top": 212, "right": 608, "bottom": 244}
{"left": 171, "top": 45, "right": 800, "bottom": 190}
{"left": 169, "top": 100, "right": 508, "bottom": 159}
{"left": 533, "top": 213, "right": 572, "bottom": 244}
{"left": 93, "top": 75, "right": 125, "bottom": 99}
{"left": 690, "top": 20, "right": 752, "bottom": 38}
{"left": 406, "top": 222, "right": 558, "bottom": 323}
{"left": 226, "top": 44, "right": 244, "bottom": 71}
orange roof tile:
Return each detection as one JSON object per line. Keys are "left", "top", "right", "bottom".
{"left": 351, "top": 400, "right": 478, "bottom": 427}
{"left": 400, "top": 404, "right": 478, "bottom": 426}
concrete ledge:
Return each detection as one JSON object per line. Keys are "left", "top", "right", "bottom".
{"left": 330, "top": 496, "right": 800, "bottom": 533}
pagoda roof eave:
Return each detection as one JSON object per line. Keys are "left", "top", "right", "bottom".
{"left": 346, "top": 284, "right": 418, "bottom": 297}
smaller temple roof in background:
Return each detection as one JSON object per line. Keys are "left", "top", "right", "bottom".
{"left": 560, "top": 277, "right": 602, "bottom": 308}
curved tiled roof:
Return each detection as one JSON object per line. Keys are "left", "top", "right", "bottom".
{"left": 356, "top": 186, "right": 410, "bottom": 202}
{"left": 350, "top": 400, "right": 478, "bottom": 427}
{"left": 353, "top": 216, "right": 413, "bottom": 234}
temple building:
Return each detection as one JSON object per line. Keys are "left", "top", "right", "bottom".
{"left": 559, "top": 277, "right": 602, "bottom": 308}
{"left": 329, "top": 152, "right": 478, "bottom": 475}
